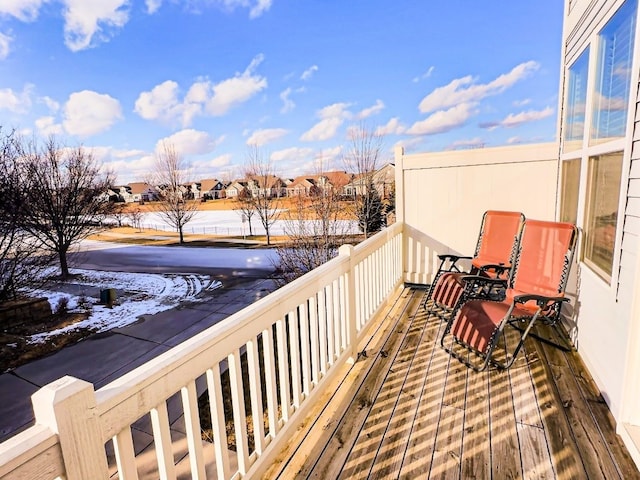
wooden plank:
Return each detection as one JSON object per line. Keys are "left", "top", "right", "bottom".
{"left": 489, "top": 366, "right": 522, "bottom": 479}
{"left": 459, "top": 367, "right": 490, "bottom": 479}
{"left": 430, "top": 404, "right": 464, "bottom": 479}
{"left": 398, "top": 318, "right": 450, "bottom": 478}
{"left": 562, "top": 345, "right": 640, "bottom": 479}
{"left": 509, "top": 345, "right": 544, "bottom": 428}
{"left": 547, "top": 363, "right": 619, "bottom": 479}
{"left": 366, "top": 309, "right": 435, "bottom": 479}
{"left": 530, "top": 341, "right": 588, "bottom": 479}
{"left": 517, "top": 423, "right": 554, "bottom": 479}
{"left": 334, "top": 294, "right": 423, "bottom": 480}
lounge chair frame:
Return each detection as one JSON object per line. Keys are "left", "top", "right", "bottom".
{"left": 440, "top": 220, "right": 578, "bottom": 372}
{"left": 423, "top": 210, "right": 525, "bottom": 321}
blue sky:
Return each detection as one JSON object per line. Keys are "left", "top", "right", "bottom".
{"left": 0, "top": 0, "right": 564, "bottom": 184}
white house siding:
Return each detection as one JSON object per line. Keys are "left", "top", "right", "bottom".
{"left": 555, "top": 0, "right": 640, "bottom": 423}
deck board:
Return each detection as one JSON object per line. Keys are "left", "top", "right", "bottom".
{"left": 275, "top": 288, "right": 640, "bottom": 480}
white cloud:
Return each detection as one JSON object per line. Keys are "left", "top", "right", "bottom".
{"left": 280, "top": 87, "right": 294, "bottom": 113}
{"left": 301, "top": 65, "right": 318, "bottom": 81}
{"left": 499, "top": 106, "right": 554, "bottom": 128}
{"left": 0, "top": 32, "right": 12, "bottom": 59}
{"left": 356, "top": 99, "right": 384, "bottom": 119}
{"left": 145, "top": 0, "right": 162, "bottom": 14}
{"left": 394, "top": 136, "right": 425, "bottom": 152}
{"left": 412, "top": 66, "right": 435, "bottom": 83}
{"left": 61, "top": 0, "right": 130, "bottom": 52}
{"left": 134, "top": 80, "right": 185, "bottom": 124}
{"left": 300, "top": 102, "right": 351, "bottom": 142}
{"left": 206, "top": 55, "right": 268, "bottom": 115}
{"left": 135, "top": 56, "right": 266, "bottom": 125}
{"left": 507, "top": 136, "right": 523, "bottom": 144}
{"left": 35, "top": 116, "right": 64, "bottom": 136}
{"left": 40, "top": 95, "right": 60, "bottom": 112}
{"left": 513, "top": 98, "right": 531, "bottom": 107}
{"left": 156, "top": 129, "right": 217, "bottom": 156}
{"left": 375, "top": 117, "right": 406, "bottom": 136}
{"left": 446, "top": 137, "right": 485, "bottom": 150}
{"left": 0, "top": 85, "right": 33, "bottom": 113}
{"left": 301, "top": 117, "right": 344, "bottom": 142}
{"left": 0, "top": 0, "right": 47, "bottom": 21}
{"left": 407, "top": 103, "right": 477, "bottom": 135}
{"left": 248, "top": 0, "right": 272, "bottom": 18}
{"left": 271, "top": 146, "right": 314, "bottom": 163}
{"left": 246, "top": 128, "right": 288, "bottom": 146}
{"left": 63, "top": 90, "right": 123, "bottom": 136}
{"left": 210, "top": 153, "right": 232, "bottom": 167}
{"left": 418, "top": 61, "right": 540, "bottom": 113}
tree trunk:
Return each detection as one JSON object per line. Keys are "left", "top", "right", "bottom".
{"left": 179, "top": 226, "right": 184, "bottom": 244}
{"left": 59, "top": 248, "right": 70, "bottom": 278}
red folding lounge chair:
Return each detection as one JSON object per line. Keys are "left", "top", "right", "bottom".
{"left": 440, "top": 219, "right": 578, "bottom": 371}
{"left": 424, "top": 210, "right": 525, "bottom": 321}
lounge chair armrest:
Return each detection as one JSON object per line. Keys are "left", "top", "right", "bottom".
{"left": 460, "top": 275, "right": 507, "bottom": 287}
{"left": 513, "top": 294, "right": 570, "bottom": 309}
{"left": 437, "top": 254, "right": 473, "bottom": 262}
{"left": 478, "top": 263, "right": 510, "bottom": 275}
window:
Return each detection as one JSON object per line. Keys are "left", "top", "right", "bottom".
{"left": 590, "top": 0, "right": 637, "bottom": 144}
{"left": 583, "top": 152, "right": 623, "bottom": 279}
{"left": 563, "top": 48, "right": 590, "bottom": 153}
{"left": 560, "top": 159, "right": 581, "bottom": 224}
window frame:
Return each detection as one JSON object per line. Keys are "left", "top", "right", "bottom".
{"left": 559, "top": 0, "right": 639, "bottom": 287}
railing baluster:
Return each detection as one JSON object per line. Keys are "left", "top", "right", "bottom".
{"left": 309, "top": 294, "right": 320, "bottom": 385}
{"left": 150, "top": 401, "right": 177, "bottom": 480}
{"left": 229, "top": 349, "right": 250, "bottom": 474}
{"left": 318, "top": 287, "right": 329, "bottom": 374}
{"left": 113, "top": 426, "right": 139, "bottom": 480}
{"left": 337, "top": 276, "right": 346, "bottom": 353}
{"left": 180, "top": 380, "right": 206, "bottom": 479}
{"left": 333, "top": 278, "right": 340, "bottom": 354}
{"left": 262, "top": 326, "right": 280, "bottom": 438}
{"left": 299, "top": 301, "right": 311, "bottom": 397}
{"left": 206, "top": 366, "right": 231, "bottom": 480}
{"left": 275, "top": 317, "right": 291, "bottom": 421}
{"left": 288, "top": 310, "right": 303, "bottom": 408}
{"left": 247, "top": 336, "right": 266, "bottom": 455}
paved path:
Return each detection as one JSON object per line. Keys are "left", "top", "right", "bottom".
{"left": 0, "top": 275, "right": 277, "bottom": 442}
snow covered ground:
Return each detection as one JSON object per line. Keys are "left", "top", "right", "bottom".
{"left": 27, "top": 269, "right": 222, "bottom": 343}
{"left": 135, "top": 210, "right": 359, "bottom": 237}
{"left": 27, "top": 241, "right": 278, "bottom": 343}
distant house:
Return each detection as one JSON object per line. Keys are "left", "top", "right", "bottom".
{"left": 200, "top": 178, "right": 226, "bottom": 199}
{"left": 247, "top": 175, "right": 287, "bottom": 198}
{"left": 128, "top": 182, "right": 158, "bottom": 203}
{"left": 286, "top": 176, "right": 317, "bottom": 197}
{"left": 345, "top": 164, "right": 395, "bottom": 198}
{"left": 286, "top": 171, "right": 353, "bottom": 197}
{"left": 225, "top": 180, "right": 249, "bottom": 198}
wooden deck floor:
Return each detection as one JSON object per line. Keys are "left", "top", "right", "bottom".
{"left": 271, "top": 287, "right": 640, "bottom": 479}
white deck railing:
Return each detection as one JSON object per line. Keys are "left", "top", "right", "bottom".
{"left": 0, "top": 222, "right": 405, "bottom": 480}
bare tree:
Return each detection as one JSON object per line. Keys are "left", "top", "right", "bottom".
{"left": 112, "top": 202, "right": 127, "bottom": 227}
{"left": 275, "top": 159, "right": 352, "bottom": 285}
{"left": 343, "top": 124, "right": 385, "bottom": 239}
{"left": 244, "top": 146, "right": 281, "bottom": 245}
{"left": 0, "top": 131, "right": 54, "bottom": 300}
{"left": 235, "top": 186, "right": 256, "bottom": 236}
{"left": 21, "top": 137, "right": 116, "bottom": 278}
{"left": 127, "top": 207, "right": 144, "bottom": 232}
{"left": 150, "top": 142, "right": 199, "bottom": 244}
